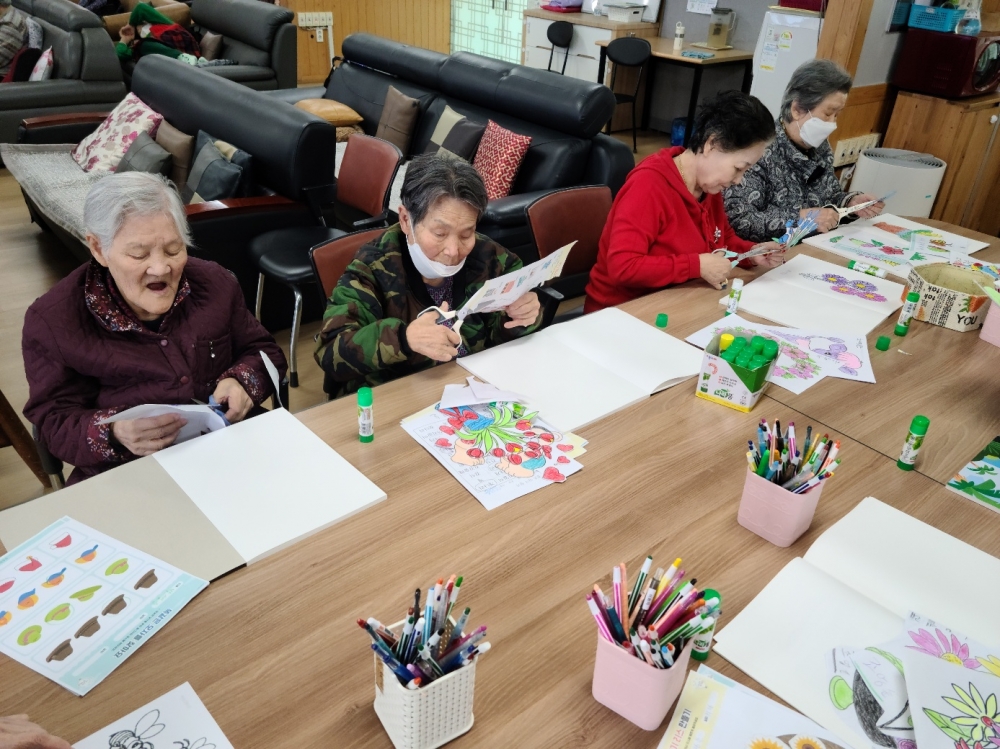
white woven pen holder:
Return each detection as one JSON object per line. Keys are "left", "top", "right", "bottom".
{"left": 373, "top": 619, "right": 476, "bottom": 749}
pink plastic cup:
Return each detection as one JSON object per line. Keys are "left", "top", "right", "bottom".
{"left": 591, "top": 635, "right": 694, "bottom": 731}
{"left": 981, "top": 303, "right": 1000, "bottom": 347}
{"left": 737, "top": 468, "right": 823, "bottom": 547}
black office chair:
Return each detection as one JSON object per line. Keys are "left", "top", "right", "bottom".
{"left": 547, "top": 21, "right": 573, "bottom": 75}
{"left": 604, "top": 37, "right": 652, "bottom": 154}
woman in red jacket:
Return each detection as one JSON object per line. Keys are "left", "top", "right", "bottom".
{"left": 22, "top": 173, "right": 287, "bottom": 484}
{"left": 585, "top": 92, "right": 786, "bottom": 313}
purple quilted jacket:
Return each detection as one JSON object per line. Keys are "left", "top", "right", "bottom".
{"left": 22, "top": 257, "right": 287, "bottom": 484}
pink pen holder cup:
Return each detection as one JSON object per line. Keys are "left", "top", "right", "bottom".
{"left": 591, "top": 635, "right": 694, "bottom": 731}
{"left": 981, "top": 302, "right": 1000, "bottom": 347}
{"left": 373, "top": 619, "right": 476, "bottom": 749}
{"left": 737, "top": 468, "right": 824, "bottom": 547}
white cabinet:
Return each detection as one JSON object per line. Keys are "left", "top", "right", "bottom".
{"left": 521, "top": 16, "right": 610, "bottom": 84}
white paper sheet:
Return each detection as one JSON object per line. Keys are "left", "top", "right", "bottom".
{"left": 460, "top": 243, "right": 574, "bottom": 317}
{"left": 722, "top": 254, "right": 904, "bottom": 334}
{"left": 101, "top": 405, "right": 227, "bottom": 445}
{"left": 153, "top": 408, "right": 386, "bottom": 564}
{"left": 458, "top": 308, "right": 703, "bottom": 432}
{"left": 438, "top": 377, "right": 526, "bottom": 410}
{"left": 74, "top": 682, "right": 233, "bottom": 748}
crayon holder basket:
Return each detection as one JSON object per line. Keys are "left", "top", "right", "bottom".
{"left": 737, "top": 468, "right": 824, "bottom": 547}
{"left": 591, "top": 635, "right": 694, "bottom": 731}
{"left": 373, "top": 619, "right": 477, "bottom": 749}
{"left": 981, "top": 302, "right": 1000, "bottom": 347}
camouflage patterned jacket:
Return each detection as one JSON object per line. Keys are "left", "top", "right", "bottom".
{"left": 314, "top": 224, "right": 540, "bottom": 398}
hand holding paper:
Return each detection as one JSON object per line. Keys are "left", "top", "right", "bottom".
{"left": 100, "top": 404, "right": 227, "bottom": 452}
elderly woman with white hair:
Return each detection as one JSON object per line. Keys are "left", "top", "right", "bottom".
{"left": 22, "top": 172, "right": 287, "bottom": 484}
{"left": 724, "top": 59, "right": 885, "bottom": 243}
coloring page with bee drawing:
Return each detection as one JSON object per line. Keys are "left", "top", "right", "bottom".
{"left": 0, "top": 516, "right": 207, "bottom": 696}
{"left": 74, "top": 682, "right": 233, "bottom": 749}
{"left": 658, "top": 666, "right": 848, "bottom": 749}
{"left": 720, "top": 255, "right": 905, "bottom": 335}
{"left": 401, "top": 401, "right": 586, "bottom": 510}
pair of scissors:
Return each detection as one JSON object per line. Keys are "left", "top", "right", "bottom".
{"left": 712, "top": 244, "right": 782, "bottom": 268}
{"left": 824, "top": 190, "right": 896, "bottom": 220}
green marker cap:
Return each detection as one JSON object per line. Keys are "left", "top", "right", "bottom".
{"left": 729, "top": 336, "right": 747, "bottom": 351}
{"left": 720, "top": 349, "right": 737, "bottom": 363}
{"left": 876, "top": 336, "right": 891, "bottom": 351}
{"left": 909, "top": 414, "right": 930, "bottom": 436}
{"left": 750, "top": 355, "right": 768, "bottom": 369}
{"left": 762, "top": 339, "right": 779, "bottom": 360}
{"left": 655, "top": 313, "right": 668, "bottom": 329}
{"left": 358, "top": 387, "right": 373, "bottom": 407}
{"left": 750, "top": 335, "right": 766, "bottom": 353}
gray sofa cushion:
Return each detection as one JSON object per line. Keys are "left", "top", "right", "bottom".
{"left": 190, "top": 0, "right": 291, "bottom": 52}
{"left": 35, "top": 18, "right": 82, "bottom": 79}
{"left": 0, "top": 79, "right": 123, "bottom": 109}
{"left": 218, "top": 37, "right": 269, "bottom": 68}
{"left": 202, "top": 64, "right": 275, "bottom": 84}
{"left": 14, "top": 0, "right": 104, "bottom": 32}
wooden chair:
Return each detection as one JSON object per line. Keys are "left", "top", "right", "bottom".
{"left": 0, "top": 388, "right": 55, "bottom": 492}
{"left": 309, "top": 228, "right": 388, "bottom": 301}
{"left": 526, "top": 185, "right": 613, "bottom": 302}
{"left": 248, "top": 133, "right": 403, "bottom": 386}
{"left": 603, "top": 37, "right": 651, "bottom": 154}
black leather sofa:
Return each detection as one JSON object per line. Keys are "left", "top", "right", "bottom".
{"left": 4, "top": 55, "right": 335, "bottom": 329}
{"left": 0, "top": 0, "right": 126, "bottom": 144}
{"left": 268, "top": 33, "right": 634, "bottom": 263}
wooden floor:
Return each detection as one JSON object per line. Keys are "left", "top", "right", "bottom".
{"left": 0, "top": 130, "right": 670, "bottom": 509}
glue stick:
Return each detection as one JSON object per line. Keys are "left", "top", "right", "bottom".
{"left": 358, "top": 386, "right": 374, "bottom": 443}
{"left": 895, "top": 291, "right": 920, "bottom": 336}
{"left": 719, "top": 333, "right": 735, "bottom": 351}
{"left": 847, "top": 260, "right": 888, "bottom": 279}
{"left": 673, "top": 21, "right": 685, "bottom": 51}
{"left": 691, "top": 589, "right": 721, "bottom": 661}
{"left": 726, "top": 278, "right": 744, "bottom": 316}
{"left": 897, "top": 415, "right": 929, "bottom": 471}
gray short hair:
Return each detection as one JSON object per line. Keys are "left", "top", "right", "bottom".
{"left": 83, "top": 172, "right": 191, "bottom": 250}
{"left": 780, "top": 59, "right": 853, "bottom": 123}
{"left": 400, "top": 154, "right": 489, "bottom": 227}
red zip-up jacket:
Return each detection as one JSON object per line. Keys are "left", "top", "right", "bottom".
{"left": 584, "top": 146, "right": 754, "bottom": 313}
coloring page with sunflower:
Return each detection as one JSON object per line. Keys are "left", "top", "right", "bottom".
{"left": 658, "top": 668, "right": 848, "bottom": 749}
{"left": 401, "top": 401, "right": 585, "bottom": 511}
{"left": 717, "top": 255, "right": 904, "bottom": 335}
{"left": 903, "top": 645, "right": 1000, "bottom": 748}
{"left": 946, "top": 437, "right": 1000, "bottom": 515}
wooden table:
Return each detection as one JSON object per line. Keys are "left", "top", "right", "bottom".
{"left": 596, "top": 37, "right": 754, "bottom": 144}
{"left": 2, "top": 224, "right": 999, "bottom": 747}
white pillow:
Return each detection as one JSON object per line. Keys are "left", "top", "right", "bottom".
{"left": 28, "top": 47, "right": 53, "bottom": 81}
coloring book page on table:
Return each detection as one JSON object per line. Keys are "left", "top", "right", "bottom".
{"left": 686, "top": 314, "right": 875, "bottom": 394}
{"left": 401, "top": 401, "right": 584, "bottom": 511}
{"left": 946, "top": 436, "right": 1000, "bottom": 515}
{"left": 0, "top": 517, "right": 206, "bottom": 696}
{"left": 658, "top": 666, "right": 850, "bottom": 749}
{"left": 74, "top": 682, "right": 233, "bottom": 749}
{"left": 719, "top": 255, "right": 904, "bottom": 334}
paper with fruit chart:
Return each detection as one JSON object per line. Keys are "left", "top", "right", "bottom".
{"left": 0, "top": 516, "right": 206, "bottom": 696}
{"left": 401, "top": 401, "right": 585, "bottom": 510}
{"left": 74, "top": 682, "right": 233, "bottom": 749}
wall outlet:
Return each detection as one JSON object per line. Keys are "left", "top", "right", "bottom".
{"left": 298, "top": 11, "right": 332, "bottom": 28}
{"left": 833, "top": 138, "right": 853, "bottom": 167}
{"left": 316, "top": 27, "right": 323, "bottom": 42}
{"left": 833, "top": 134, "right": 881, "bottom": 167}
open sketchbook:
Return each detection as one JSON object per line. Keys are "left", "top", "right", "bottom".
{"left": 721, "top": 255, "right": 905, "bottom": 334}
{"left": 457, "top": 307, "right": 703, "bottom": 432}
{"left": 713, "top": 497, "right": 1000, "bottom": 749}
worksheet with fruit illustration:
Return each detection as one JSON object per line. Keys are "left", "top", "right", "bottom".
{"left": 0, "top": 516, "right": 207, "bottom": 695}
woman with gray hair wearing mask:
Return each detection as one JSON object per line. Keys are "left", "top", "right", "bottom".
{"left": 724, "top": 59, "right": 885, "bottom": 243}
{"left": 314, "top": 153, "right": 541, "bottom": 399}
{"left": 21, "top": 172, "right": 287, "bottom": 484}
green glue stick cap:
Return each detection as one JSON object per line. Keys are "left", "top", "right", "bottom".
{"left": 762, "top": 339, "right": 779, "bottom": 360}
{"left": 750, "top": 335, "right": 766, "bottom": 353}
{"left": 876, "top": 336, "right": 891, "bottom": 351}
{"left": 655, "top": 313, "right": 668, "bottom": 329}
{"left": 909, "top": 414, "right": 930, "bottom": 435}
{"left": 729, "top": 336, "right": 747, "bottom": 351}
{"left": 358, "top": 387, "right": 373, "bottom": 407}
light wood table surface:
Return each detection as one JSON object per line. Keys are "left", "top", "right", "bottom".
{"left": 1, "top": 225, "right": 999, "bottom": 747}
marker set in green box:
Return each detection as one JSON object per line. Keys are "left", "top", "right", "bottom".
{"left": 717, "top": 334, "right": 779, "bottom": 392}
{"left": 696, "top": 330, "right": 780, "bottom": 413}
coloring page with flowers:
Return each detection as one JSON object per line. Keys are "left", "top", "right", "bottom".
{"left": 720, "top": 255, "right": 905, "bottom": 335}
{"left": 946, "top": 437, "right": 1000, "bottom": 515}
{"left": 687, "top": 314, "right": 875, "bottom": 395}
{"left": 401, "top": 401, "right": 585, "bottom": 510}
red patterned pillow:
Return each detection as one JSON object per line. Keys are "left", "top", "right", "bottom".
{"left": 472, "top": 120, "right": 531, "bottom": 201}
{"left": 71, "top": 93, "right": 163, "bottom": 174}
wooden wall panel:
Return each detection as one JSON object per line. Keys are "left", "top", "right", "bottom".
{"left": 281, "top": 0, "right": 452, "bottom": 84}
{"left": 817, "top": 0, "right": 875, "bottom": 76}
{"left": 835, "top": 83, "right": 897, "bottom": 141}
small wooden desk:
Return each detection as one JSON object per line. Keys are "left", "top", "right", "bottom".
{"left": 597, "top": 37, "right": 754, "bottom": 145}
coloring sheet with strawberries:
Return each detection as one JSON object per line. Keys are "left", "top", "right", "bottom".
{"left": 0, "top": 516, "right": 207, "bottom": 695}
{"left": 401, "top": 401, "right": 586, "bottom": 510}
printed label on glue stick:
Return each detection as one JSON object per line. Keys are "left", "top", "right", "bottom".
{"left": 899, "top": 432, "right": 924, "bottom": 466}
{"left": 359, "top": 405, "right": 374, "bottom": 439}
{"left": 726, "top": 278, "right": 744, "bottom": 315}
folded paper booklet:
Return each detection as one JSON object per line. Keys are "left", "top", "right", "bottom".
{"left": 946, "top": 436, "right": 1000, "bottom": 514}
{"left": 100, "top": 404, "right": 227, "bottom": 445}
{"left": 0, "top": 517, "right": 206, "bottom": 696}
{"left": 659, "top": 666, "right": 849, "bottom": 749}
{"left": 458, "top": 307, "right": 704, "bottom": 432}
{"left": 713, "top": 498, "right": 1000, "bottom": 749}
{"left": 74, "top": 682, "right": 233, "bottom": 748}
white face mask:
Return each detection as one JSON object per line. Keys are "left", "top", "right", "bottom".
{"left": 407, "top": 236, "right": 465, "bottom": 280}
{"left": 797, "top": 113, "right": 837, "bottom": 148}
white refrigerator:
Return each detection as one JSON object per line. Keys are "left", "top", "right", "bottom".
{"left": 750, "top": 10, "right": 822, "bottom": 119}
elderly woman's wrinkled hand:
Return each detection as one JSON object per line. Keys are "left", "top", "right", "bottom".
{"left": 803, "top": 207, "right": 840, "bottom": 233}
{"left": 406, "top": 302, "right": 461, "bottom": 362}
{"left": 0, "top": 716, "right": 70, "bottom": 749}
{"left": 699, "top": 252, "right": 732, "bottom": 290}
{"left": 849, "top": 193, "right": 884, "bottom": 220}
{"left": 112, "top": 413, "right": 186, "bottom": 457}
{"left": 503, "top": 291, "right": 540, "bottom": 329}
{"left": 212, "top": 378, "right": 253, "bottom": 423}
{"left": 750, "top": 242, "right": 786, "bottom": 269}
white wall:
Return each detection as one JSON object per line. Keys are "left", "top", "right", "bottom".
{"left": 853, "top": 0, "right": 907, "bottom": 85}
